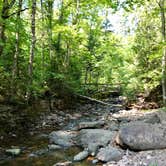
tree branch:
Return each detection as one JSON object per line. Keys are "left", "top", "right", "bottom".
{"left": 2, "top": 8, "right": 29, "bottom": 19}
{"left": 8, "top": 0, "right": 16, "bottom": 9}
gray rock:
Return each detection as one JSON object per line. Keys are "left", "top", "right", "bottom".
{"left": 109, "top": 105, "right": 124, "bottom": 113}
{"left": 119, "top": 113, "right": 161, "bottom": 129}
{"left": 29, "top": 153, "right": 38, "bottom": 158}
{"left": 53, "top": 161, "right": 72, "bottom": 166}
{"left": 118, "top": 113, "right": 160, "bottom": 125}
{"left": 92, "top": 159, "right": 99, "bottom": 164}
{"left": 106, "top": 120, "right": 119, "bottom": 131}
{"left": 116, "top": 122, "right": 166, "bottom": 150}
{"left": 49, "top": 131, "right": 78, "bottom": 147}
{"left": 37, "top": 133, "right": 48, "bottom": 139}
{"left": 96, "top": 146, "right": 123, "bottom": 162}
{"left": 73, "top": 150, "right": 89, "bottom": 161}
{"left": 6, "top": 148, "right": 21, "bottom": 156}
{"left": 33, "top": 148, "right": 48, "bottom": 156}
{"left": 48, "top": 144, "right": 62, "bottom": 150}
{"left": 78, "top": 121, "right": 105, "bottom": 130}
{"left": 142, "top": 113, "right": 160, "bottom": 124}
{"left": 78, "top": 129, "right": 116, "bottom": 155}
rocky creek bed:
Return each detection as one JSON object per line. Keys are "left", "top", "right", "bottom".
{"left": 1, "top": 96, "right": 166, "bottom": 166}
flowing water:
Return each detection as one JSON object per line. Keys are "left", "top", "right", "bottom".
{"left": 0, "top": 132, "right": 95, "bottom": 166}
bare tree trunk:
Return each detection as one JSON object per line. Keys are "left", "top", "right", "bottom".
{"left": 0, "top": 19, "right": 5, "bottom": 56}
{"left": 47, "top": 0, "right": 53, "bottom": 65}
{"left": 13, "top": 0, "right": 22, "bottom": 78}
{"left": 72, "top": 0, "right": 80, "bottom": 25}
{"left": 159, "top": 0, "right": 166, "bottom": 105}
{"left": 64, "top": 42, "right": 70, "bottom": 69}
{"left": 55, "top": 0, "right": 63, "bottom": 71}
{"left": 0, "top": 0, "right": 7, "bottom": 56}
{"left": 28, "top": 0, "right": 36, "bottom": 97}
{"left": 84, "top": 67, "right": 88, "bottom": 85}
{"left": 10, "top": 0, "right": 23, "bottom": 97}
{"left": 40, "top": 0, "right": 45, "bottom": 75}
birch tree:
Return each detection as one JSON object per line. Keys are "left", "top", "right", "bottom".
{"left": 158, "top": 0, "right": 166, "bottom": 105}
{"left": 28, "top": 0, "right": 36, "bottom": 97}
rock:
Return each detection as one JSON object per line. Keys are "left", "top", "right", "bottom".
{"left": 78, "top": 121, "right": 105, "bottom": 130}
{"left": 37, "top": 133, "right": 48, "bottom": 139}
{"left": 92, "top": 159, "right": 99, "bottom": 164}
{"left": 106, "top": 119, "right": 119, "bottom": 131}
{"left": 29, "top": 153, "right": 37, "bottom": 158}
{"left": 136, "top": 113, "right": 161, "bottom": 124}
{"left": 96, "top": 146, "right": 123, "bottom": 162}
{"left": 144, "top": 114, "right": 160, "bottom": 124}
{"left": 0, "top": 95, "right": 5, "bottom": 102}
{"left": 73, "top": 150, "right": 89, "bottom": 161}
{"left": 116, "top": 122, "right": 166, "bottom": 150}
{"left": 48, "top": 144, "right": 62, "bottom": 150}
{"left": 49, "top": 131, "right": 78, "bottom": 147}
{"left": 53, "top": 161, "right": 72, "bottom": 166}
{"left": 33, "top": 148, "right": 48, "bottom": 156}
{"left": 6, "top": 148, "right": 21, "bottom": 156}
{"left": 109, "top": 105, "right": 124, "bottom": 113}
{"left": 78, "top": 129, "right": 116, "bottom": 155}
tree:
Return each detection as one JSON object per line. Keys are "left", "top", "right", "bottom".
{"left": 0, "top": 0, "right": 16, "bottom": 56}
{"left": 28, "top": 0, "right": 37, "bottom": 97}
{"left": 12, "top": 0, "right": 22, "bottom": 79}
{"left": 158, "top": 0, "right": 166, "bottom": 105}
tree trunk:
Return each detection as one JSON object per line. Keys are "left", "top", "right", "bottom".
{"left": 0, "top": 0, "right": 16, "bottom": 56}
{"left": 0, "top": 18, "right": 5, "bottom": 56}
{"left": 55, "top": 0, "right": 63, "bottom": 71}
{"left": 28, "top": 0, "right": 36, "bottom": 96}
{"left": 159, "top": 0, "right": 166, "bottom": 105}
{"left": 47, "top": 0, "right": 53, "bottom": 65}
{"left": 13, "top": 0, "right": 22, "bottom": 78}
{"left": 0, "top": 0, "right": 9, "bottom": 56}
{"left": 72, "top": 0, "right": 80, "bottom": 25}
{"left": 11, "top": 0, "right": 22, "bottom": 96}
{"left": 40, "top": 0, "right": 45, "bottom": 75}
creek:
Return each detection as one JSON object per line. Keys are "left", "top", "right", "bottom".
{"left": 0, "top": 95, "right": 126, "bottom": 166}
{"left": 0, "top": 127, "right": 95, "bottom": 166}
{"left": 0, "top": 102, "right": 106, "bottom": 166}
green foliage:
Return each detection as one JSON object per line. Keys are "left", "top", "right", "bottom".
{"left": 0, "top": 0, "right": 164, "bottom": 104}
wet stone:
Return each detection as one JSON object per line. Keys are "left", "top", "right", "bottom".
{"left": 73, "top": 150, "right": 89, "bottom": 161}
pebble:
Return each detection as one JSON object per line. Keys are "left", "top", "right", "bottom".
{"left": 74, "top": 150, "right": 89, "bottom": 161}
{"left": 146, "top": 155, "right": 152, "bottom": 160}
{"left": 6, "top": 148, "right": 21, "bottom": 156}
{"left": 48, "top": 144, "right": 62, "bottom": 150}
{"left": 92, "top": 159, "right": 99, "bottom": 164}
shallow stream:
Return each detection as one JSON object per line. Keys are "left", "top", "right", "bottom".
{"left": 0, "top": 132, "right": 95, "bottom": 166}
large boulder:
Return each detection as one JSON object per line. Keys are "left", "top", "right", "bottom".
{"left": 49, "top": 131, "right": 78, "bottom": 147}
{"left": 116, "top": 122, "right": 166, "bottom": 150}
{"left": 96, "top": 146, "right": 123, "bottom": 162}
{"left": 78, "top": 129, "right": 116, "bottom": 155}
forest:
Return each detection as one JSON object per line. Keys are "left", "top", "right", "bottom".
{"left": 0, "top": 0, "right": 165, "bottom": 104}
{"left": 1, "top": 0, "right": 166, "bottom": 166}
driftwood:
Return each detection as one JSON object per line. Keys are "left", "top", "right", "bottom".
{"left": 76, "top": 94, "right": 124, "bottom": 110}
{"left": 77, "top": 94, "right": 112, "bottom": 106}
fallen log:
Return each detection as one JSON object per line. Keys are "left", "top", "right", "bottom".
{"left": 76, "top": 94, "right": 124, "bottom": 110}
{"left": 76, "top": 94, "right": 112, "bottom": 106}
